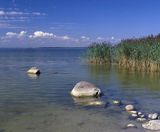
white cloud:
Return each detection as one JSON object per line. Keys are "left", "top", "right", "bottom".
{"left": 6, "top": 32, "right": 17, "bottom": 38}
{"left": 96, "top": 36, "right": 104, "bottom": 40}
{"left": 1, "top": 31, "right": 122, "bottom": 45}
{"left": 2, "top": 31, "right": 27, "bottom": 39}
{"left": 80, "top": 36, "right": 90, "bottom": 41}
{"left": 61, "top": 35, "right": 70, "bottom": 40}
{"left": 0, "top": 9, "right": 46, "bottom": 24}
{"left": 29, "top": 31, "right": 55, "bottom": 39}
{"left": 29, "top": 31, "right": 72, "bottom": 41}
{"left": 111, "top": 36, "right": 115, "bottom": 40}
{"left": 18, "top": 31, "right": 27, "bottom": 38}
{"left": 0, "top": 10, "right": 45, "bottom": 16}
{"left": 0, "top": 11, "right": 5, "bottom": 15}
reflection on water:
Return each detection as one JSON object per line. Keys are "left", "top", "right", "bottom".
{"left": 87, "top": 64, "right": 160, "bottom": 91}
{"left": 116, "top": 67, "right": 160, "bottom": 91}
{"left": 87, "top": 64, "right": 111, "bottom": 81}
{"left": 27, "top": 73, "right": 40, "bottom": 79}
{"left": 72, "top": 97, "right": 105, "bottom": 106}
{"left": 87, "top": 64, "right": 160, "bottom": 113}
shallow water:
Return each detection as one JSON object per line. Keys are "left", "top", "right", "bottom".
{"left": 0, "top": 48, "right": 160, "bottom": 132}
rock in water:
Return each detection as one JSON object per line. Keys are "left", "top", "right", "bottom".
{"left": 125, "top": 105, "right": 134, "bottom": 111}
{"left": 71, "top": 81, "right": 101, "bottom": 97}
{"left": 113, "top": 100, "right": 121, "bottom": 105}
{"left": 27, "top": 67, "right": 40, "bottom": 75}
{"left": 127, "top": 124, "right": 137, "bottom": 128}
{"left": 148, "top": 113, "right": 158, "bottom": 120}
{"left": 137, "top": 118, "right": 147, "bottom": 122}
{"left": 142, "top": 120, "right": 160, "bottom": 130}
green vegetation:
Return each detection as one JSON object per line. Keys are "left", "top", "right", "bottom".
{"left": 86, "top": 34, "right": 160, "bottom": 72}
{"left": 86, "top": 42, "right": 112, "bottom": 64}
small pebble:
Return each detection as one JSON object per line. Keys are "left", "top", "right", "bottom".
{"left": 113, "top": 100, "right": 121, "bottom": 105}
{"left": 137, "top": 118, "right": 147, "bottom": 122}
{"left": 129, "top": 111, "right": 137, "bottom": 114}
{"left": 140, "top": 114, "right": 145, "bottom": 118}
{"left": 131, "top": 114, "right": 138, "bottom": 117}
{"left": 125, "top": 105, "right": 134, "bottom": 111}
{"left": 138, "top": 112, "right": 142, "bottom": 115}
{"left": 127, "top": 123, "right": 137, "bottom": 128}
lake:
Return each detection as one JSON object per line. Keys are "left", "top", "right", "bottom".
{"left": 0, "top": 48, "right": 160, "bottom": 132}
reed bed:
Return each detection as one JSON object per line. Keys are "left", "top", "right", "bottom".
{"left": 86, "top": 34, "right": 160, "bottom": 72}
{"left": 86, "top": 42, "right": 112, "bottom": 64}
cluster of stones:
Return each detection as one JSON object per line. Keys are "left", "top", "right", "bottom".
{"left": 71, "top": 81, "right": 160, "bottom": 131}
{"left": 125, "top": 104, "right": 160, "bottom": 130}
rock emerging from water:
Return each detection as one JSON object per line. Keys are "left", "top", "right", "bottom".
{"left": 125, "top": 105, "right": 134, "bottom": 111}
{"left": 112, "top": 100, "right": 121, "bottom": 105}
{"left": 126, "top": 123, "right": 137, "bottom": 128}
{"left": 148, "top": 113, "right": 158, "bottom": 120}
{"left": 142, "top": 120, "right": 160, "bottom": 130}
{"left": 27, "top": 67, "right": 40, "bottom": 75}
{"left": 137, "top": 117, "right": 147, "bottom": 122}
{"left": 71, "top": 81, "right": 101, "bottom": 97}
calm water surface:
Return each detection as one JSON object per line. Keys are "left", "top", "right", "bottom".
{"left": 0, "top": 48, "right": 160, "bottom": 132}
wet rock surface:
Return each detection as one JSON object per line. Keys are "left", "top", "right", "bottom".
{"left": 142, "top": 120, "right": 160, "bottom": 130}
{"left": 71, "top": 81, "right": 101, "bottom": 97}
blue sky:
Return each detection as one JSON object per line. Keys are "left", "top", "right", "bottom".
{"left": 0, "top": 0, "right": 160, "bottom": 47}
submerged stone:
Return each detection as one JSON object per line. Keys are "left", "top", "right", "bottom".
{"left": 71, "top": 81, "right": 101, "bottom": 97}
{"left": 126, "top": 123, "right": 137, "bottom": 128}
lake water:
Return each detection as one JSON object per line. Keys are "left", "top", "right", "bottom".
{"left": 0, "top": 48, "right": 160, "bottom": 132}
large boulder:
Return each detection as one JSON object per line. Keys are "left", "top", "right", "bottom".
{"left": 142, "top": 120, "right": 160, "bottom": 130}
{"left": 27, "top": 67, "right": 40, "bottom": 75}
{"left": 71, "top": 81, "right": 101, "bottom": 97}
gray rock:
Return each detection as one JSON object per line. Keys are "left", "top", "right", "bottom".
{"left": 148, "top": 113, "right": 158, "bottom": 120}
{"left": 131, "top": 113, "right": 138, "bottom": 118}
{"left": 138, "top": 112, "right": 142, "bottom": 115}
{"left": 129, "top": 111, "right": 137, "bottom": 114}
{"left": 125, "top": 105, "right": 134, "bottom": 111}
{"left": 112, "top": 100, "right": 121, "bottom": 105}
{"left": 27, "top": 67, "right": 40, "bottom": 74}
{"left": 126, "top": 123, "right": 137, "bottom": 128}
{"left": 140, "top": 114, "right": 145, "bottom": 118}
{"left": 71, "top": 81, "right": 101, "bottom": 97}
{"left": 142, "top": 120, "right": 160, "bottom": 130}
{"left": 137, "top": 118, "right": 147, "bottom": 122}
